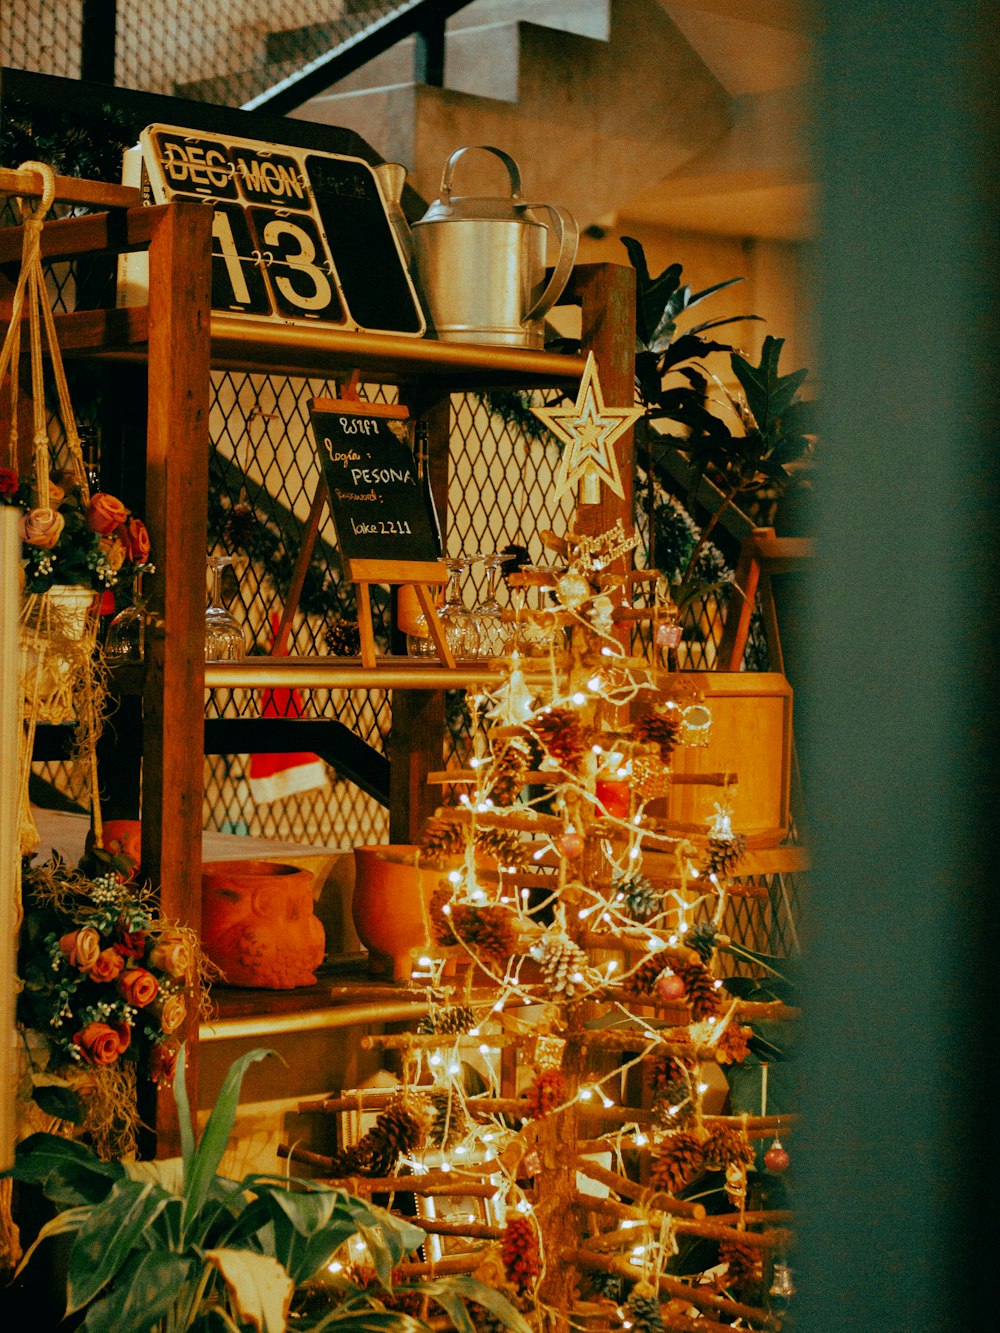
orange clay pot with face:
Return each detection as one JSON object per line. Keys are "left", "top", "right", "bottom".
{"left": 200, "top": 860, "right": 325, "bottom": 989}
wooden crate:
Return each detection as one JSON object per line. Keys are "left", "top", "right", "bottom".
{"left": 664, "top": 672, "right": 793, "bottom": 848}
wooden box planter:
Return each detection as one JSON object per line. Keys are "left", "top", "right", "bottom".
{"left": 664, "top": 671, "right": 793, "bottom": 848}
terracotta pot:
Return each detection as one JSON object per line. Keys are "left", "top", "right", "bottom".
{"left": 86, "top": 819, "right": 142, "bottom": 878}
{"left": 201, "top": 860, "right": 324, "bottom": 989}
{"left": 352, "top": 844, "right": 444, "bottom": 981}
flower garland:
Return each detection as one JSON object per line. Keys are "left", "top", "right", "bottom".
{"left": 16, "top": 852, "right": 202, "bottom": 1157}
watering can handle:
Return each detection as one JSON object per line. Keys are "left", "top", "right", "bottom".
{"left": 439, "top": 144, "right": 523, "bottom": 200}
{"left": 521, "top": 202, "right": 580, "bottom": 326}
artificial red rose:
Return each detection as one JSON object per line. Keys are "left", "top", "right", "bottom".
{"left": 20, "top": 506, "right": 65, "bottom": 549}
{"left": 58, "top": 926, "right": 102, "bottom": 972}
{"left": 120, "top": 516, "right": 151, "bottom": 564}
{"left": 99, "top": 535, "right": 128, "bottom": 572}
{"left": 0, "top": 467, "right": 20, "bottom": 497}
{"left": 86, "top": 492, "right": 129, "bottom": 535}
{"left": 117, "top": 967, "right": 159, "bottom": 1008}
{"left": 149, "top": 1042, "right": 178, "bottom": 1087}
{"left": 114, "top": 927, "right": 147, "bottom": 960}
{"left": 90, "top": 947, "right": 125, "bottom": 983}
{"left": 73, "top": 1020, "right": 131, "bottom": 1066}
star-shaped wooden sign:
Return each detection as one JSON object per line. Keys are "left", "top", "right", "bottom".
{"left": 531, "top": 352, "right": 644, "bottom": 504}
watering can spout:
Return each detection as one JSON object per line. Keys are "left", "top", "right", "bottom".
{"left": 373, "top": 162, "right": 413, "bottom": 265}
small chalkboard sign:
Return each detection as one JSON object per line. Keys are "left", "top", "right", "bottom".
{"left": 310, "top": 398, "right": 440, "bottom": 568}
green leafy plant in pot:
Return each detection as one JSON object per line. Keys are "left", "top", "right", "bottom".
{"left": 3, "top": 1047, "right": 530, "bottom": 1333}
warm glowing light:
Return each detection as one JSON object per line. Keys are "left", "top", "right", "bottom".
{"left": 430, "top": 1054, "right": 443, "bottom": 1066}
{"left": 588, "top": 676, "right": 602, "bottom": 691}
{"left": 448, "top": 871, "right": 461, "bottom": 884}
{"left": 418, "top": 956, "right": 433, "bottom": 967}
{"left": 572, "top": 691, "right": 587, "bottom": 705}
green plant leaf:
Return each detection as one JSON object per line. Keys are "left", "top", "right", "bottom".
{"left": 80, "top": 1250, "right": 196, "bottom": 1332}
{"left": 174, "top": 1042, "right": 196, "bottom": 1170}
{"left": 717, "top": 941, "right": 793, "bottom": 983}
{"left": 67, "top": 1178, "right": 171, "bottom": 1313}
{"left": 307, "top": 1310, "right": 431, "bottom": 1333}
{"left": 32, "top": 1083, "right": 85, "bottom": 1123}
{"left": 13, "top": 1203, "right": 92, "bottom": 1281}
{"left": 204, "top": 1247, "right": 294, "bottom": 1333}
{"left": 124, "top": 1156, "right": 186, "bottom": 1194}
{"left": 6, "top": 1131, "right": 124, "bottom": 1206}
{"left": 182, "top": 1048, "right": 276, "bottom": 1236}
{"left": 422, "top": 1277, "right": 533, "bottom": 1333}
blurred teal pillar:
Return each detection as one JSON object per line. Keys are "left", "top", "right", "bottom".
{"left": 799, "top": 4, "right": 998, "bottom": 1330}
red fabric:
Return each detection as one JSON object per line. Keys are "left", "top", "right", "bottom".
{"left": 248, "top": 614, "right": 329, "bottom": 804}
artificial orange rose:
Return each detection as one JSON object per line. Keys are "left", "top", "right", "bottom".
{"left": 45, "top": 480, "right": 65, "bottom": 508}
{"left": 58, "top": 926, "right": 102, "bottom": 972}
{"left": 121, "top": 516, "right": 151, "bottom": 564}
{"left": 148, "top": 930, "right": 194, "bottom": 979}
{"left": 152, "top": 990, "right": 187, "bottom": 1035}
{"left": 20, "top": 506, "right": 65, "bottom": 549}
{"left": 90, "top": 947, "right": 125, "bottom": 983}
{"left": 117, "top": 967, "right": 159, "bottom": 1008}
{"left": 73, "top": 1020, "right": 131, "bottom": 1066}
{"left": 86, "top": 492, "right": 129, "bottom": 535}
{"left": 99, "top": 535, "right": 128, "bottom": 572}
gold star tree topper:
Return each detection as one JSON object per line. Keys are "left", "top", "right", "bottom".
{"left": 531, "top": 351, "right": 644, "bottom": 504}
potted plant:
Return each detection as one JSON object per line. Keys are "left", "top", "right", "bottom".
{"left": 4, "top": 1047, "right": 530, "bottom": 1333}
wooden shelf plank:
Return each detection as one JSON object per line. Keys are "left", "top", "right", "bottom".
{"left": 51, "top": 306, "right": 586, "bottom": 388}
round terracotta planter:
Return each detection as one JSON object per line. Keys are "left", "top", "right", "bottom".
{"left": 201, "top": 859, "right": 325, "bottom": 989}
{"left": 352, "top": 844, "right": 442, "bottom": 981}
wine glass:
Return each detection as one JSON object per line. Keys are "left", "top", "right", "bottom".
{"left": 205, "top": 555, "right": 247, "bottom": 661}
{"left": 471, "top": 551, "right": 514, "bottom": 657}
{"left": 105, "top": 565, "right": 151, "bottom": 663}
{"left": 438, "top": 555, "right": 480, "bottom": 658}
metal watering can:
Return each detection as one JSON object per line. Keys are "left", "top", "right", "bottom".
{"left": 411, "top": 145, "right": 579, "bottom": 349}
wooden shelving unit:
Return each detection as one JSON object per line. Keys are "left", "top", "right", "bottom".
{"left": 2, "top": 181, "right": 638, "bottom": 1152}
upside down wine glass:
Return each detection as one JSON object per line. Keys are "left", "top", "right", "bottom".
{"left": 205, "top": 555, "right": 247, "bottom": 661}
{"left": 105, "top": 564, "right": 152, "bottom": 663}
{"left": 438, "top": 555, "right": 481, "bottom": 659}
{"left": 471, "top": 550, "right": 514, "bottom": 657}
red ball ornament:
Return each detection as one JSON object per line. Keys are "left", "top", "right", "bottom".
{"left": 656, "top": 971, "right": 686, "bottom": 1003}
{"left": 595, "top": 779, "right": 630, "bottom": 820}
{"left": 764, "top": 1139, "right": 790, "bottom": 1173}
{"left": 559, "top": 831, "right": 584, "bottom": 859}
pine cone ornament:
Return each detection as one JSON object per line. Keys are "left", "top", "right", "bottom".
{"left": 502, "top": 1215, "right": 541, "bottom": 1292}
{"left": 418, "top": 1004, "right": 476, "bottom": 1036}
{"left": 529, "top": 706, "right": 587, "bottom": 773}
{"left": 538, "top": 932, "right": 591, "bottom": 998}
{"left": 703, "top": 1126, "right": 755, "bottom": 1172}
{"left": 487, "top": 737, "right": 532, "bottom": 806}
{"left": 421, "top": 817, "right": 466, "bottom": 866}
{"left": 624, "top": 1287, "right": 664, "bottom": 1333}
{"left": 682, "top": 920, "right": 719, "bottom": 962}
{"left": 671, "top": 957, "right": 722, "bottom": 1021}
{"left": 632, "top": 707, "right": 682, "bottom": 761}
{"left": 718, "top": 1238, "right": 762, "bottom": 1293}
{"left": 223, "top": 501, "right": 257, "bottom": 550}
{"left": 453, "top": 904, "right": 519, "bottom": 968}
{"left": 702, "top": 832, "right": 748, "bottom": 878}
{"left": 474, "top": 825, "right": 527, "bottom": 868}
{"left": 427, "top": 1086, "right": 470, "bottom": 1149}
{"left": 652, "top": 1078, "right": 695, "bottom": 1129}
{"left": 619, "top": 873, "right": 662, "bottom": 922}
{"left": 324, "top": 617, "right": 361, "bottom": 656}
{"left": 587, "top": 1269, "right": 629, "bottom": 1303}
{"left": 715, "top": 1021, "right": 753, "bottom": 1066}
{"left": 365, "top": 1099, "right": 428, "bottom": 1176}
{"left": 523, "top": 1068, "right": 566, "bottom": 1119}
{"left": 650, "top": 1130, "right": 705, "bottom": 1196}
{"left": 622, "top": 950, "right": 670, "bottom": 996}
{"left": 429, "top": 887, "right": 458, "bottom": 946}
{"left": 646, "top": 1050, "right": 694, "bottom": 1096}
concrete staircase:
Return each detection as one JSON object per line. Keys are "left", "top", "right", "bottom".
{"left": 180, "top": 0, "right": 735, "bottom": 231}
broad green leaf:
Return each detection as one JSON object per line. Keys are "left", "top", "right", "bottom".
{"left": 67, "top": 1179, "right": 171, "bottom": 1313}
{"left": 124, "top": 1156, "right": 185, "bottom": 1194}
{"left": 204, "top": 1247, "right": 293, "bottom": 1333}
{"left": 718, "top": 940, "right": 792, "bottom": 982}
{"left": 80, "top": 1250, "right": 195, "bottom": 1332}
{"left": 357, "top": 1221, "right": 394, "bottom": 1288}
{"left": 307, "top": 1310, "right": 430, "bottom": 1333}
{"left": 174, "top": 1042, "right": 196, "bottom": 1171}
{"left": 182, "top": 1048, "right": 276, "bottom": 1235}
{"left": 423, "top": 1277, "right": 533, "bottom": 1333}
{"left": 14, "top": 1203, "right": 92, "bottom": 1281}
{"left": 32, "top": 1083, "right": 85, "bottom": 1123}
{"left": 6, "top": 1132, "right": 124, "bottom": 1206}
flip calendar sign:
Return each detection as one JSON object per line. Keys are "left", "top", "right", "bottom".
{"left": 125, "top": 124, "right": 426, "bottom": 337}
